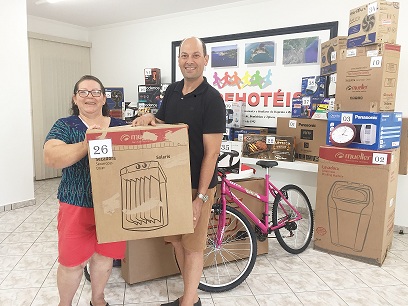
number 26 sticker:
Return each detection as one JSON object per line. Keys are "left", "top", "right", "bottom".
{"left": 89, "top": 139, "right": 113, "bottom": 158}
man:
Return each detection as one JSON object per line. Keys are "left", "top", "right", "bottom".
{"left": 133, "top": 37, "right": 225, "bottom": 306}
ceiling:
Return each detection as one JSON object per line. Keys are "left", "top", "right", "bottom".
{"left": 26, "top": 0, "right": 246, "bottom": 28}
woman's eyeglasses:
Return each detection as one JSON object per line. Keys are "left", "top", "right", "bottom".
{"left": 76, "top": 90, "right": 102, "bottom": 98}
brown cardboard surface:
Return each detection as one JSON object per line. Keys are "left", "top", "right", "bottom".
{"left": 277, "top": 117, "right": 327, "bottom": 163}
{"left": 86, "top": 124, "right": 193, "bottom": 243}
{"left": 320, "top": 36, "right": 347, "bottom": 76}
{"left": 399, "top": 118, "right": 408, "bottom": 175}
{"left": 347, "top": 0, "right": 399, "bottom": 48}
{"left": 314, "top": 146, "right": 400, "bottom": 265}
{"left": 121, "top": 177, "right": 269, "bottom": 284}
{"left": 335, "top": 43, "right": 401, "bottom": 112}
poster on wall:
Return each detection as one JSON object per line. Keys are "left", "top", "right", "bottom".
{"left": 172, "top": 22, "right": 338, "bottom": 128}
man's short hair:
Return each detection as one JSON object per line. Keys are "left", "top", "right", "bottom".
{"left": 179, "top": 37, "right": 207, "bottom": 57}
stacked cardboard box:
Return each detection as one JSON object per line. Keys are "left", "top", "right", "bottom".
{"left": 314, "top": 0, "right": 403, "bottom": 265}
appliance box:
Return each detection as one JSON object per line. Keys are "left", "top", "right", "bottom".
{"left": 242, "top": 134, "right": 295, "bottom": 162}
{"left": 219, "top": 141, "right": 243, "bottom": 174}
{"left": 301, "top": 76, "right": 326, "bottom": 98}
{"left": 225, "top": 101, "right": 246, "bottom": 128}
{"left": 320, "top": 36, "right": 347, "bottom": 76}
{"left": 86, "top": 124, "right": 194, "bottom": 243}
{"left": 277, "top": 117, "right": 328, "bottom": 163}
{"left": 105, "top": 87, "right": 124, "bottom": 119}
{"left": 144, "top": 68, "right": 161, "bottom": 85}
{"left": 122, "top": 178, "right": 269, "bottom": 284}
{"left": 335, "top": 43, "right": 401, "bottom": 112}
{"left": 233, "top": 127, "right": 269, "bottom": 141}
{"left": 347, "top": 0, "right": 399, "bottom": 48}
{"left": 326, "top": 111, "right": 402, "bottom": 150}
{"left": 138, "top": 85, "right": 162, "bottom": 115}
{"left": 314, "top": 146, "right": 400, "bottom": 266}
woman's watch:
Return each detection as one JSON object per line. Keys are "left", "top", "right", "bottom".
{"left": 196, "top": 192, "right": 209, "bottom": 203}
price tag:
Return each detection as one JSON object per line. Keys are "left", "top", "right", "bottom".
{"left": 89, "top": 139, "right": 113, "bottom": 159}
{"left": 302, "top": 96, "right": 311, "bottom": 106}
{"left": 144, "top": 68, "right": 152, "bottom": 76}
{"left": 330, "top": 74, "right": 337, "bottom": 83}
{"left": 346, "top": 49, "right": 357, "bottom": 57}
{"left": 331, "top": 51, "right": 337, "bottom": 62}
{"left": 370, "top": 56, "right": 382, "bottom": 68}
{"left": 105, "top": 92, "right": 111, "bottom": 99}
{"left": 367, "top": 2, "right": 378, "bottom": 15}
{"left": 288, "top": 120, "right": 297, "bottom": 129}
{"left": 372, "top": 153, "right": 387, "bottom": 165}
{"left": 341, "top": 113, "right": 353, "bottom": 124}
{"left": 266, "top": 136, "right": 275, "bottom": 145}
{"left": 307, "top": 78, "right": 316, "bottom": 87}
{"left": 220, "top": 142, "right": 231, "bottom": 152}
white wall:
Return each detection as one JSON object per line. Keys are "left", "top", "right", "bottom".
{"left": 0, "top": 1, "right": 35, "bottom": 208}
{"left": 26, "top": 0, "right": 408, "bottom": 225}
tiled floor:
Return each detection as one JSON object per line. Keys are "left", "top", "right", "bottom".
{"left": 1, "top": 178, "right": 408, "bottom": 305}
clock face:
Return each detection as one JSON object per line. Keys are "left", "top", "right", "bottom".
{"left": 329, "top": 123, "right": 356, "bottom": 147}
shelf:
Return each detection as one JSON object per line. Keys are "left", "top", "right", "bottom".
{"left": 241, "top": 157, "right": 318, "bottom": 173}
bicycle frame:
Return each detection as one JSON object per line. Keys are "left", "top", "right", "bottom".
{"left": 216, "top": 168, "right": 303, "bottom": 247}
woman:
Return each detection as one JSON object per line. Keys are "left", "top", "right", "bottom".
{"left": 44, "top": 75, "right": 126, "bottom": 306}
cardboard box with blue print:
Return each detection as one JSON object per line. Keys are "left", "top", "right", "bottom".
{"left": 291, "top": 97, "right": 334, "bottom": 119}
{"left": 314, "top": 146, "right": 400, "bottom": 265}
{"left": 86, "top": 124, "right": 193, "bottom": 244}
{"left": 347, "top": 0, "right": 399, "bottom": 48}
{"left": 326, "top": 111, "right": 402, "bottom": 150}
{"left": 301, "top": 76, "right": 326, "bottom": 98}
{"left": 320, "top": 36, "right": 347, "bottom": 76}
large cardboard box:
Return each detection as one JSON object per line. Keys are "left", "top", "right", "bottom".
{"left": 320, "top": 36, "right": 347, "bottom": 76}
{"left": 399, "top": 117, "right": 408, "bottom": 175}
{"left": 314, "top": 146, "right": 400, "bottom": 265}
{"left": 335, "top": 43, "right": 401, "bottom": 112}
{"left": 327, "top": 111, "right": 402, "bottom": 150}
{"left": 277, "top": 117, "right": 327, "bottom": 163}
{"left": 121, "top": 178, "right": 269, "bottom": 284}
{"left": 86, "top": 124, "right": 193, "bottom": 243}
{"left": 347, "top": 0, "right": 399, "bottom": 48}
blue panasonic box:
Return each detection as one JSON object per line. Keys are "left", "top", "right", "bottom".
{"left": 326, "top": 111, "right": 402, "bottom": 150}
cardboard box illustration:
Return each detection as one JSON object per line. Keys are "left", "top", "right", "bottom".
{"left": 86, "top": 124, "right": 193, "bottom": 243}
{"left": 314, "top": 146, "right": 400, "bottom": 265}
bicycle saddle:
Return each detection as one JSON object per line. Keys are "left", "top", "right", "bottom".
{"left": 256, "top": 160, "right": 278, "bottom": 168}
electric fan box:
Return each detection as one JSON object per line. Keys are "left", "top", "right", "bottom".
{"left": 347, "top": 0, "right": 400, "bottom": 48}
{"left": 122, "top": 178, "right": 269, "bottom": 284}
{"left": 335, "top": 43, "right": 401, "bottom": 112}
{"left": 320, "top": 36, "right": 347, "bottom": 76}
{"left": 314, "top": 146, "right": 400, "bottom": 266}
{"left": 86, "top": 124, "right": 194, "bottom": 243}
{"left": 105, "top": 87, "right": 124, "bottom": 119}
{"left": 326, "top": 111, "right": 402, "bottom": 151}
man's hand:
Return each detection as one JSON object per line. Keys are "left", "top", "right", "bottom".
{"left": 192, "top": 198, "right": 203, "bottom": 228}
{"left": 132, "top": 113, "right": 156, "bottom": 126}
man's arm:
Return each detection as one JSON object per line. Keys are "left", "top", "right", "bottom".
{"left": 132, "top": 113, "right": 164, "bottom": 126}
{"left": 192, "top": 133, "right": 223, "bottom": 227}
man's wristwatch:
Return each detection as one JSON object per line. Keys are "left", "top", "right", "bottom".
{"left": 196, "top": 192, "right": 209, "bottom": 203}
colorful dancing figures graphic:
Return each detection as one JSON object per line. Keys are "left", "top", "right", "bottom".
{"left": 250, "top": 70, "right": 263, "bottom": 89}
{"left": 213, "top": 72, "right": 223, "bottom": 89}
{"left": 220, "top": 72, "right": 232, "bottom": 88}
{"left": 229, "top": 71, "right": 242, "bottom": 89}
{"left": 241, "top": 71, "right": 251, "bottom": 88}
{"left": 262, "top": 69, "right": 272, "bottom": 89}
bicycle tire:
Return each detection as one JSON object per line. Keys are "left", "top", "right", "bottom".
{"left": 199, "top": 204, "right": 257, "bottom": 293}
{"left": 272, "top": 184, "right": 313, "bottom": 254}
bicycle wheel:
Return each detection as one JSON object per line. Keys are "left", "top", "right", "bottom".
{"left": 272, "top": 184, "right": 313, "bottom": 254}
{"left": 199, "top": 204, "right": 257, "bottom": 293}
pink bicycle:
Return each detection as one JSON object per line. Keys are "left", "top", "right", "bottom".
{"left": 199, "top": 155, "right": 313, "bottom": 292}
